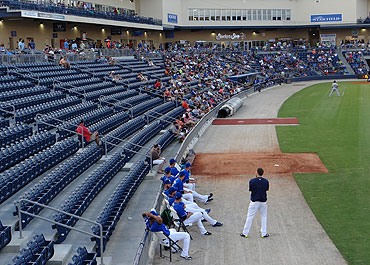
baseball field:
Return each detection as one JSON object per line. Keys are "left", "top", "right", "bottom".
{"left": 277, "top": 82, "right": 370, "bottom": 265}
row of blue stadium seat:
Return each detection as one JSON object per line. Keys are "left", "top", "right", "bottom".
{"left": 100, "top": 89, "right": 139, "bottom": 106}
{"left": 0, "top": 80, "right": 34, "bottom": 92}
{"left": 37, "top": 102, "right": 98, "bottom": 132}
{"left": 53, "top": 153, "right": 126, "bottom": 243}
{"left": 130, "top": 98, "right": 163, "bottom": 118}
{"left": 15, "top": 96, "right": 82, "bottom": 123}
{"left": 145, "top": 102, "right": 176, "bottom": 123}
{"left": 25, "top": 70, "right": 80, "bottom": 79}
{"left": 85, "top": 85, "right": 128, "bottom": 101}
{"left": 0, "top": 123, "right": 32, "bottom": 149}
{"left": 0, "top": 138, "right": 79, "bottom": 205}
{"left": 0, "top": 75, "right": 18, "bottom": 82}
{"left": 0, "top": 117, "right": 9, "bottom": 129}
{"left": 16, "top": 145, "right": 101, "bottom": 229}
{"left": 11, "top": 63, "right": 56, "bottom": 69}
{"left": 115, "top": 94, "right": 152, "bottom": 111}
{"left": 13, "top": 66, "right": 68, "bottom": 74}
{"left": 68, "top": 247, "right": 97, "bottom": 265}
{"left": 160, "top": 106, "right": 186, "bottom": 124}
{"left": 0, "top": 220, "right": 11, "bottom": 250}
{"left": 122, "top": 121, "right": 162, "bottom": 160}
{"left": 127, "top": 80, "right": 156, "bottom": 90}
{"left": 104, "top": 116, "right": 146, "bottom": 153}
{"left": 68, "top": 82, "right": 115, "bottom": 95}
{"left": 39, "top": 73, "right": 92, "bottom": 86}
{"left": 91, "top": 161, "right": 150, "bottom": 256}
{"left": 1, "top": 91, "right": 65, "bottom": 112}
{"left": 89, "top": 111, "right": 130, "bottom": 136}
{"left": 0, "top": 131, "right": 56, "bottom": 172}
{"left": 54, "top": 78, "right": 102, "bottom": 91}
{"left": 58, "top": 107, "right": 113, "bottom": 141}
{"left": 9, "top": 234, "right": 54, "bottom": 265}
{"left": 0, "top": 86, "right": 50, "bottom": 102}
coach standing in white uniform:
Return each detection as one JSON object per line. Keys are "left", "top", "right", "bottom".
{"left": 329, "top": 80, "right": 340, "bottom": 97}
{"left": 241, "top": 168, "right": 269, "bottom": 238}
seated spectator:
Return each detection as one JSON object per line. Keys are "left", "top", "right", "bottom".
{"left": 59, "top": 56, "right": 70, "bottom": 69}
{"left": 143, "top": 210, "right": 192, "bottom": 260}
{"left": 170, "top": 121, "right": 185, "bottom": 142}
{"left": 137, "top": 73, "right": 148, "bottom": 82}
{"left": 173, "top": 192, "right": 212, "bottom": 236}
{"left": 76, "top": 120, "right": 100, "bottom": 147}
{"left": 151, "top": 143, "right": 166, "bottom": 173}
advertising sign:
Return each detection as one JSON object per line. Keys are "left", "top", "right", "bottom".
{"left": 311, "top": 14, "right": 342, "bottom": 23}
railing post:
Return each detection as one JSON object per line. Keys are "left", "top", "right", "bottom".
{"left": 99, "top": 223, "right": 104, "bottom": 265}
{"left": 17, "top": 200, "right": 23, "bottom": 239}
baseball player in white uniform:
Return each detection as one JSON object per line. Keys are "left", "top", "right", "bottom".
{"left": 329, "top": 80, "right": 340, "bottom": 97}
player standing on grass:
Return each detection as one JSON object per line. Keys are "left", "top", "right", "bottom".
{"left": 240, "top": 168, "right": 269, "bottom": 238}
{"left": 329, "top": 80, "right": 341, "bottom": 97}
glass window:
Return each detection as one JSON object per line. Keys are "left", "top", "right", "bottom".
{"left": 236, "top": 9, "right": 241, "bottom": 20}
{"left": 226, "top": 9, "right": 231, "bottom": 20}
{"left": 193, "top": 9, "right": 198, "bottom": 21}
{"left": 215, "top": 9, "right": 220, "bottom": 21}
{"left": 205, "top": 9, "right": 210, "bottom": 21}
{"left": 242, "top": 9, "right": 247, "bottom": 20}
{"left": 210, "top": 9, "right": 215, "bottom": 21}
{"left": 232, "top": 9, "right": 237, "bottom": 20}
{"left": 247, "top": 9, "right": 252, "bottom": 20}
{"left": 272, "top": 9, "right": 277, "bottom": 20}
{"left": 286, "top": 9, "right": 291, "bottom": 20}
{"left": 277, "top": 9, "right": 282, "bottom": 20}
{"left": 199, "top": 9, "right": 204, "bottom": 21}
{"left": 282, "top": 9, "right": 286, "bottom": 20}
{"left": 188, "top": 9, "right": 193, "bottom": 21}
{"left": 257, "top": 9, "right": 262, "bottom": 20}
{"left": 253, "top": 9, "right": 258, "bottom": 20}
{"left": 267, "top": 9, "right": 271, "bottom": 20}
{"left": 221, "top": 9, "right": 226, "bottom": 21}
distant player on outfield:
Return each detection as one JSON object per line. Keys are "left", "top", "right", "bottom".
{"left": 329, "top": 80, "right": 340, "bottom": 97}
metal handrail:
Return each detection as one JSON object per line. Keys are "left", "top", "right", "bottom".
{"left": 0, "top": 102, "right": 16, "bottom": 117}
{"left": 35, "top": 114, "right": 86, "bottom": 148}
{"left": 17, "top": 198, "right": 105, "bottom": 265}
{"left": 102, "top": 138, "right": 152, "bottom": 171}
{"left": 8, "top": 68, "right": 40, "bottom": 86}
{"left": 7, "top": 64, "right": 41, "bottom": 82}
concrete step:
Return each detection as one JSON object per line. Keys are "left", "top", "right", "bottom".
{"left": 2, "top": 230, "right": 33, "bottom": 253}
{"left": 97, "top": 256, "right": 113, "bottom": 265}
{"left": 47, "top": 244, "right": 73, "bottom": 265}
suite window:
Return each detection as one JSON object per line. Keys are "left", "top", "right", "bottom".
{"left": 226, "top": 9, "right": 231, "bottom": 21}
{"left": 272, "top": 9, "right": 277, "bottom": 20}
{"left": 277, "top": 9, "right": 282, "bottom": 20}
{"left": 247, "top": 9, "right": 251, "bottom": 20}
{"left": 236, "top": 9, "right": 242, "bottom": 20}
{"left": 221, "top": 9, "right": 226, "bottom": 21}
{"left": 242, "top": 9, "right": 247, "bottom": 20}
{"left": 188, "top": 9, "right": 193, "bottom": 21}
{"left": 215, "top": 9, "right": 220, "bottom": 21}
{"left": 193, "top": 9, "right": 198, "bottom": 21}
{"left": 205, "top": 9, "right": 210, "bottom": 21}
{"left": 257, "top": 9, "right": 262, "bottom": 20}
{"left": 286, "top": 9, "right": 291, "bottom": 20}
{"left": 231, "top": 9, "right": 237, "bottom": 20}
{"left": 210, "top": 9, "right": 215, "bottom": 21}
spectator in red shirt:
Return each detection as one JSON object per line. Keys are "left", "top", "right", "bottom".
{"left": 76, "top": 120, "right": 100, "bottom": 147}
{"left": 182, "top": 100, "right": 189, "bottom": 109}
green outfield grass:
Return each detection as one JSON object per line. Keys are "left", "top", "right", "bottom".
{"left": 277, "top": 82, "right": 370, "bottom": 265}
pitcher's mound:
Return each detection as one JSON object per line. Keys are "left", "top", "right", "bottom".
{"left": 192, "top": 152, "right": 328, "bottom": 176}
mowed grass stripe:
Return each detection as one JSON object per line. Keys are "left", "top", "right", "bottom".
{"left": 277, "top": 82, "right": 370, "bottom": 265}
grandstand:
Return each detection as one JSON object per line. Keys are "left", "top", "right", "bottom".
{"left": 0, "top": 1, "right": 368, "bottom": 265}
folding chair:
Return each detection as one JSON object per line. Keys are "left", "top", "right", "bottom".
{"left": 169, "top": 207, "right": 193, "bottom": 240}
{"left": 151, "top": 230, "right": 183, "bottom": 262}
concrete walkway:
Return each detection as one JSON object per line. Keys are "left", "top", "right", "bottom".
{"left": 153, "top": 81, "right": 347, "bottom": 265}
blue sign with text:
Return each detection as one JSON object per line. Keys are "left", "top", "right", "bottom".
{"left": 168, "top": 13, "right": 178, "bottom": 23}
{"left": 311, "top": 14, "right": 342, "bottom": 23}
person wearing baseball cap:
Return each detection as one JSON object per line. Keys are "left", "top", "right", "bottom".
{"left": 143, "top": 209, "right": 192, "bottom": 260}
{"left": 173, "top": 172, "right": 194, "bottom": 202}
{"left": 169, "top": 158, "right": 180, "bottom": 176}
{"left": 182, "top": 163, "right": 196, "bottom": 191}
{"left": 160, "top": 167, "right": 176, "bottom": 184}
{"left": 173, "top": 193, "right": 212, "bottom": 236}
{"left": 165, "top": 187, "right": 223, "bottom": 228}
{"left": 240, "top": 168, "right": 269, "bottom": 238}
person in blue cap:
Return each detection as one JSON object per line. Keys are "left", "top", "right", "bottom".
{"left": 173, "top": 171, "right": 194, "bottom": 202}
{"left": 182, "top": 162, "right": 196, "bottom": 191}
{"left": 165, "top": 188, "right": 223, "bottom": 227}
{"left": 169, "top": 158, "right": 180, "bottom": 176}
{"left": 177, "top": 165, "right": 213, "bottom": 204}
{"left": 143, "top": 209, "right": 192, "bottom": 260}
{"left": 172, "top": 192, "right": 212, "bottom": 236}
{"left": 160, "top": 167, "right": 176, "bottom": 184}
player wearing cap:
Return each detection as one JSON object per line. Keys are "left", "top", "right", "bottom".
{"left": 173, "top": 172, "right": 194, "bottom": 202}
{"left": 173, "top": 192, "right": 212, "bottom": 236}
{"left": 182, "top": 163, "right": 197, "bottom": 191}
{"left": 240, "top": 168, "right": 270, "bottom": 238}
{"left": 176, "top": 167, "right": 213, "bottom": 204}
{"left": 160, "top": 167, "right": 176, "bottom": 184}
{"left": 143, "top": 210, "right": 192, "bottom": 260}
{"left": 166, "top": 188, "right": 223, "bottom": 227}
{"left": 329, "top": 80, "right": 340, "bottom": 97}
{"left": 169, "top": 158, "right": 180, "bottom": 176}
